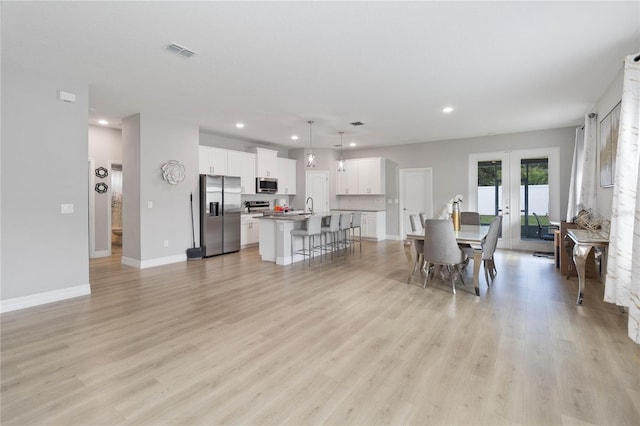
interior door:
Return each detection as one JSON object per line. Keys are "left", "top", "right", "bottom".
{"left": 399, "top": 168, "right": 433, "bottom": 237}
{"left": 468, "top": 148, "right": 559, "bottom": 250}
{"left": 305, "top": 171, "right": 329, "bottom": 213}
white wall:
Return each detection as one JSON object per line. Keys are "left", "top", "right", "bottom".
{"left": 88, "top": 125, "right": 122, "bottom": 254}
{"left": 1, "top": 64, "right": 90, "bottom": 302}
{"left": 345, "top": 127, "right": 576, "bottom": 234}
{"left": 123, "top": 114, "right": 199, "bottom": 266}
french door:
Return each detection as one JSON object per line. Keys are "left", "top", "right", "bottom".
{"left": 468, "top": 148, "right": 560, "bottom": 250}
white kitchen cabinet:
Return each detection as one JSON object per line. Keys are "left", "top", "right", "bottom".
{"left": 253, "top": 147, "right": 278, "bottom": 178}
{"left": 227, "top": 151, "right": 256, "bottom": 194}
{"left": 360, "top": 211, "right": 386, "bottom": 240}
{"left": 357, "top": 157, "right": 385, "bottom": 194}
{"left": 241, "top": 214, "right": 261, "bottom": 247}
{"left": 276, "top": 157, "right": 297, "bottom": 195}
{"left": 199, "top": 146, "right": 228, "bottom": 175}
{"left": 336, "top": 159, "right": 359, "bottom": 195}
{"left": 336, "top": 157, "right": 385, "bottom": 195}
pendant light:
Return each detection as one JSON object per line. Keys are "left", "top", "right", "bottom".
{"left": 337, "top": 131, "right": 346, "bottom": 172}
{"left": 306, "top": 120, "right": 316, "bottom": 168}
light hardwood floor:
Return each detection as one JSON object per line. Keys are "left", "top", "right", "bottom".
{"left": 2, "top": 241, "right": 639, "bottom": 425}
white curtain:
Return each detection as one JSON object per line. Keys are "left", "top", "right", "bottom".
{"left": 566, "top": 115, "right": 598, "bottom": 221}
{"left": 604, "top": 53, "right": 640, "bottom": 343}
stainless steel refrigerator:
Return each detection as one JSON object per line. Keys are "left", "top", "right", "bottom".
{"left": 200, "top": 175, "right": 241, "bottom": 257}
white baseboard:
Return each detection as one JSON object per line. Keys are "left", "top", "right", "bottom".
{"left": 1, "top": 284, "right": 91, "bottom": 314}
{"left": 386, "top": 234, "right": 402, "bottom": 241}
{"left": 121, "top": 254, "right": 186, "bottom": 269}
{"left": 92, "top": 250, "right": 110, "bottom": 258}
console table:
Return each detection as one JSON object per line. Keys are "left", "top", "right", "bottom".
{"left": 566, "top": 229, "right": 609, "bottom": 305}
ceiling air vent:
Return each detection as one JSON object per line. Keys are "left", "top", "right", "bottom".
{"left": 350, "top": 121, "right": 364, "bottom": 126}
{"left": 166, "top": 42, "right": 197, "bottom": 58}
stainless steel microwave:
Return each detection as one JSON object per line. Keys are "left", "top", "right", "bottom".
{"left": 256, "top": 177, "right": 278, "bottom": 193}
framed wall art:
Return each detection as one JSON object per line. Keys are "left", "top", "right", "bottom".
{"left": 599, "top": 101, "right": 621, "bottom": 187}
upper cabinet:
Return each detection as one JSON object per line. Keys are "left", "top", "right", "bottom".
{"left": 199, "top": 146, "right": 228, "bottom": 175}
{"left": 253, "top": 148, "right": 278, "bottom": 178}
{"left": 277, "top": 157, "right": 297, "bottom": 195}
{"left": 358, "top": 157, "right": 385, "bottom": 194}
{"left": 227, "top": 151, "right": 256, "bottom": 195}
{"left": 336, "top": 157, "right": 385, "bottom": 195}
{"left": 336, "top": 159, "right": 359, "bottom": 195}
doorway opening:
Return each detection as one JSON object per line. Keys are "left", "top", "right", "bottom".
{"left": 109, "top": 162, "right": 123, "bottom": 253}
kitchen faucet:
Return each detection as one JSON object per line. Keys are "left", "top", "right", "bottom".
{"left": 306, "top": 197, "right": 314, "bottom": 214}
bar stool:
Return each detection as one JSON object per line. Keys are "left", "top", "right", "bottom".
{"left": 321, "top": 213, "right": 341, "bottom": 258}
{"left": 350, "top": 212, "right": 362, "bottom": 253}
{"left": 290, "top": 215, "right": 322, "bottom": 266}
{"left": 338, "top": 213, "right": 352, "bottom": 254}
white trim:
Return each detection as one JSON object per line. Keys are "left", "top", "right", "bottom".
{"left": 386, "top": 234, "right": 402, "bottom": 241}
{"left": 1, "top": 284, "right": 91, "bottom": 314}
{"left": 88, "top": 158, "right": 96, "bottom": 258}
{"left": 121, "top": 254, "right": 186, "bottom": 269}
{"left": 93, "top": 250, "right": 110, "bottom": 258}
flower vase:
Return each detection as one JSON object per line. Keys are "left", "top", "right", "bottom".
{"left": 451, "top": 202, "right": 461, "bottom": 231}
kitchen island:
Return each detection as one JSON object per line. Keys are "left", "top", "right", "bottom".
{"left": 256, "top": 213, "right": 315, "bottom": 265}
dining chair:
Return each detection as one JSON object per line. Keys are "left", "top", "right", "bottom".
{"left": 419, "top": 212, "right": 427, "bottom": 229}
{"left": 482, "top": 215, "right": 502, "bottom": 285}
{"left": 422, "top": 219, "right": 468, "bottom": 294}
{"left": 409, "top": 214, "right": 425, "bottom": 275}
{"left": 290, "top": 214, "right": 323, "bottom": 266}
{"left": 460, "top": 211, "right": 480, "bottom": 225}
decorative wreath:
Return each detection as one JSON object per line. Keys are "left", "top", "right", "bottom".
{"left": 95, "top": 167, "right": 109, "bottom": 179}
{"left": 161, "top": 160, "right": 186, "bottom": 185}
{"left": 95, "top": 182, "right": 109, "bottom": 194}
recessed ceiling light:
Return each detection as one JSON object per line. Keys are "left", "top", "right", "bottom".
{"left": 235, "top": 123, "right": 245, "bottom": 129}
{"left": 291, "top": 135, "right": 299, "bottom": 140}
{"left": 349, "top": 142, "right": 357, "bottom": 147}
{"left": 442, "top": 106, "right": 454, "bottom": 113}
{"left": 98, "top": 119, "right": 109, "bottom": 125}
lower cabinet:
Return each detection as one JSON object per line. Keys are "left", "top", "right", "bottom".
{"left": 359, "top": 211, "right": 386, "bottom": 241}
{"left": 241, "top": 215, "right": 261, "bottom": 247}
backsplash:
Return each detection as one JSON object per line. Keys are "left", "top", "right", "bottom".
{"left": 336, "top": 195, "right": 386, "bottom": 211}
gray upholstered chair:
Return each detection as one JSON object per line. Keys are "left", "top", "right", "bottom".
{"left": 482, "top": 215, "right": 502, "bottom": 285}
{"left": 410, "top": 214, "right": 425, "bottom": 275}
{"left": 338, "top": 213, "right": 352, "bottom": 254}
{"left": 419, "top": 213, "right": 427, "bottom": 229}
{"left": 290, "top": 214, "right": 322, "bottom": 266}
{"left": 460, "top": 211, "right": 480, "bottom": 225}
{"left": 321, "top": 213, "right": 341, "bottom": 258}
{"left": 350, "top": 212, "right": 362, "bottom": 253}
{"left": 422, "top": 219, "right": 468, "bottom": 294}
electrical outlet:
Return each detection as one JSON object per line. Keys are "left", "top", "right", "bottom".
{"left": 163, "top": 240, "right": 169, "bottom": 247}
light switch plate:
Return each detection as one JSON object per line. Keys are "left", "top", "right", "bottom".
{"left": 147, "top": 201, "right": 153, "bottom": 209}
{"left": 61, "top": 203, "right": 74, "bottom": 214}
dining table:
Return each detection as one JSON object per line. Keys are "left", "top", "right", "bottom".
{"left": 406, "top": 224, "right": 490, "bottom": 296}
{"left": 566, "top": 228, "right": 609, "bottom": 305}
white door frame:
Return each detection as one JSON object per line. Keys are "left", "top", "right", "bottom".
{"left": 88, "top": 158, "right": 96, "bottom": 258}
{"left": 399, "top": 167, "right": 433, "bottom": 238}
{"left": 108, "top": 161, "right": 123, "bottom": 255}
{"left": 468, "top": 147, "right": 560, "bottom": 250}
{"left": 305, "top": 170, "right": 329, "bottom": 213}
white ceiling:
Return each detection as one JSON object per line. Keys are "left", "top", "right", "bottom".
{"left": 2, "top": 1, "right": 638, "bottom": 149}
